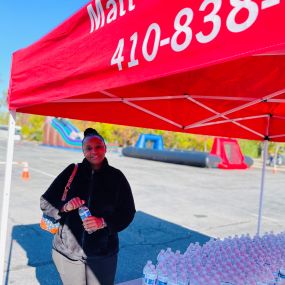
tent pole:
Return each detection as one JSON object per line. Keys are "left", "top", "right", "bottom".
{"left": 256, "top": 139, "right": 268, "bottom": 236}
{"left": 0, "top": 110, "right": 16, "bottom": 285}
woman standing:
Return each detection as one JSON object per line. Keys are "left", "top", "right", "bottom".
{"left": 40, "top": 128, "right": 136, "bottom": 285}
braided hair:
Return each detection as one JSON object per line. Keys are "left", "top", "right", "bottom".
{"left": 82, "top": 128, "right": 105, "bottom": 145}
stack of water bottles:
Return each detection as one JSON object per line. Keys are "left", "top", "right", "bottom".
{"left": 142, "top": 232, "right": 285, "bottom": 285}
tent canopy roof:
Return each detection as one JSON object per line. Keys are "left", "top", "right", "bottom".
{"left": 8, "top": 0, "right": 285, "bottom": 141}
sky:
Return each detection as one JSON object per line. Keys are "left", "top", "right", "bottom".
{"left": 0, "top": 0, "right": 89, "bottom": 103}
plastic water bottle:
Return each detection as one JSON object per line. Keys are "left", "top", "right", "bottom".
{"left": 78, "top": 206, "right": 92, "bottom": 233}
{"left": 167, "top": 273, "right": 178, "bottom": 285}
{"left": 142, "top": 260, "right": 152, "bottom": 284}
{"left": 78, "top": 205, "right": 91, "bottom": 220}
{"left": 144, "top": 265, "right": 157, "bottom": 285}
{"left": 177, "top": 272, "right": 188, "bottom": 285}
{"left": 277, "top": 269, "right": 285, "bottom": 285}
{"left": 156, "top": 269, "right": 168, "bottom": 285}
{"left": 157, "top": 249, "right": 166, "bottom": 263}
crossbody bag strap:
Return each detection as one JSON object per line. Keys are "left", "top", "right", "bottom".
{"left": 61, "top": 163, "right": 78, "bottom": 201}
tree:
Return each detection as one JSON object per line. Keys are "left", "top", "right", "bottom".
{"left": 20, "top": 114, "right": 45, "bottom": 141}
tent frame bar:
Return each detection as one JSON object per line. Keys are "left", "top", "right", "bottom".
{"left": 55, "top": 95, "right": 285, "bottom": 104}
{"left": 185, "top": 89, "right": 284, "bottom": 130}
{"left": 100, "top": 90, "right": 184, "bottom": 128}
{"left": 0, "top": 110, "right": 16, "bottom": 285}
{"left": 189, "top": 115, "right": 268, "bottom": 127}
{"left": 270, "top": 133, "right": 285, "bottom": 139}
{"left": 54, "top": 88, "right": 285, "bottom": 140}
{"left": 185, "top": 96, "right": 264, "bottom": 138}
{"left": 257, "top": 115, "right": 270, "bottom": 236}
{"left": 257, "top": 140, "right": 268, "bottom": 235}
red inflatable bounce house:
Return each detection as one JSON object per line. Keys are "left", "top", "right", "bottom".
{"left": 210, "top": 138, "right": 248, "bottom": 169}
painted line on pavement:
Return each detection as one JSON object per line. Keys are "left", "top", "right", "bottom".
{"left": 250, "top": 213, "right": 280, "bottom": 223}
{"left": 29, "top": 166, "right": 56, "bottom": 178}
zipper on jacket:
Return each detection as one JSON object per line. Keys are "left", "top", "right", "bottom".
{"left": 81, "top": 169, "right": 95, "bottom": 252}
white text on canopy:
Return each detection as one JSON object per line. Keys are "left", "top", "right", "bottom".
{"left": 87, "top": 0, "right": 135, "bottom": 33}
{"left": 110, "top": 0, "right": 280, "bottom": 71}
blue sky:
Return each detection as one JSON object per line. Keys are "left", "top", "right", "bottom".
{"left": 0, "top": 0, "right": 89, "bottom": 101}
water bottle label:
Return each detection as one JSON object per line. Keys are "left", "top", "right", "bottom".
{"left": 279, "top": 269, "right": 285, "bottom": 279}
{"left": 144, "top": 278, "right": 155, "bottom": 285}
{"left": 157, "top": 281, "right": 167, "bottom": 285}
{"left": 274, "top": 271, "right": 279, "bottom": 281}
{"left": 79, "top": 207, "right": 91, "bottom": 220}
{"left": 80, "top": 211, "right": 90, "bottom": 219}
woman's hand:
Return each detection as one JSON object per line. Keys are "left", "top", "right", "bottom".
{"left": 63, "top": 197, "right": 85, "bottom": 212}
{"left": 83, "top": 216, "right": 106, "bottom": 233}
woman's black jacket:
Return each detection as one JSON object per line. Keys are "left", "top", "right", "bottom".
{"left": 40, "top": 158, "right": 136, "bottom": 260}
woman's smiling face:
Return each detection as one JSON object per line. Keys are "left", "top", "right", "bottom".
{"left": 82, "top": 136, "right": 106, "bottom": 169}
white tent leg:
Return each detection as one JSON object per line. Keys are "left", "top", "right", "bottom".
{"left": 0, "top": 110, "right": 16, "bottom": 285}
{"left": 256, "top": 140, "right": 268, "bottom": 236}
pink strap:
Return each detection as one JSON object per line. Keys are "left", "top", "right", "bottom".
{"left": 61, "top": 164, "right": 78, "bottom": 201}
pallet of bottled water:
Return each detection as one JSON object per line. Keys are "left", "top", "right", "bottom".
{"left": 142, "top": 232, "right": 285, "bottom": 285}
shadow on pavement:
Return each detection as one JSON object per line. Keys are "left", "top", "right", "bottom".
{"left": 9, "top": 224, "right": 61, "bottom": 285}
{"left": 8, "top": 211, "right": 211, "bottom": 284}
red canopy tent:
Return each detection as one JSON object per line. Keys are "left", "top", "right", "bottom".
{"left": 2, "top": 0, "right": 285, "bottom": 282}
{"left": 7, "top": 0, "right": 285, "bottom": 142}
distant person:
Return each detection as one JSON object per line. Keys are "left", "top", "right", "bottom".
{"left": 40, "top": 128, "right": 136, "bottom": 285}
{"left": 269, "top": 153, "right": 274, "bottom": 166}
{"left": 277, "top": 154, "right": 282, "bottom": 165}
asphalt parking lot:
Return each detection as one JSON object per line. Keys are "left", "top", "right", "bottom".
{"left": 0, "top": 138, "right": 284, "bottom": 284}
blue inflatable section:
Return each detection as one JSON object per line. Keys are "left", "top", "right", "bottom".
{"left": 135, "top": 134, "right": 164, "bottom": 150}
{"left": 123, "top": 134, "right": 221, "bottom": 168}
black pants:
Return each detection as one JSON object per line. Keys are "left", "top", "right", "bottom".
{"left": 52, "top": 249, "right": 117, "bottom": 285}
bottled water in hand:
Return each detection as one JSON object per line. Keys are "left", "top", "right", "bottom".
{"left": 78, "top": 206, "right": 91, "bottom": 220}
{"left": 78, "top": 206, "right": 93, "bottom": 234}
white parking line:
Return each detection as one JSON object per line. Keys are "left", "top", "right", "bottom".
{"left": 39, "top": 158, "right": 59, "bottom": 163}
{"left": 250, "top": 213, "right": 280, "bottom": 223}
{"left": 29, "top": 166, "right": 56, "bottom": 178}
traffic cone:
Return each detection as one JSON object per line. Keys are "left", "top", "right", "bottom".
{"left": 21, "top": 162, "right": 30, "bottom": 181}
